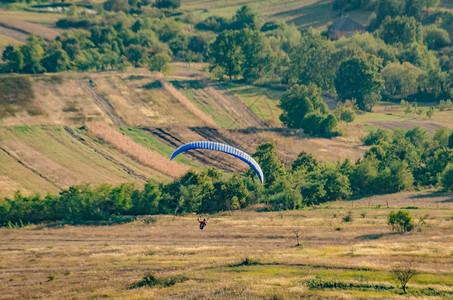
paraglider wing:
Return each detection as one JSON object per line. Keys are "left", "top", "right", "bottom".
{"left": 170, "top": 141, "right": 264, "bottom": 184}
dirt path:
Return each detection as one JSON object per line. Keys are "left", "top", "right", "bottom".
{"left": 64, "top": 127, "right": 148, "bottom": 182}
{"left": 77, "top": 80, "right": 127, "bottom": 127}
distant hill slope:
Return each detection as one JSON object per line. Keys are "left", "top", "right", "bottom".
{"left": 0, "top": 70, "right": 368, "bottom": 197}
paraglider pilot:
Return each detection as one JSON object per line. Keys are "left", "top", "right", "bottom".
{"left": 197, "top": 218, "right": 207, "bottom": 230}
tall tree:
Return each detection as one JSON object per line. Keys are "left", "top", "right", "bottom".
{"left": 209, "top": 30, "right": 243, "bottom": 80}
{"left": 288, "top": 32, "right": 336, "bottom": 91}
{"left": 335, "top": 51, "right": 384, "bottom": 111}
{"left": 376, "top": 16, "right": 423, "bottom": 46}
{"left": 250, "top": 142, "right": 286, "bottom": 189}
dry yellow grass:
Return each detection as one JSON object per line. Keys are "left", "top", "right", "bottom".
{"left": 157, "top": 74, "right": 218, "bottom": 127}
{"left": 86, "top": 122, "right": 189, "bottom": 178}
{"left": 0, "top": 193, "right": 452, "bottom": 299}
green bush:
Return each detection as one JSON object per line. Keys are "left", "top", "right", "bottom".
{"left": 388, "top": 210, "right": 414, "bottom": 233}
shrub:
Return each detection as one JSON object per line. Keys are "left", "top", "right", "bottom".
{"left": 391, "top": 264, "right": 418, "bottom": 294}
{"left": 387, "top": 210, "right": 414, "bottom": 233}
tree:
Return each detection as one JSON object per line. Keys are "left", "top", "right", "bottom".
{"left": 103, "top": 0, "right": 130, "bottom": 12}
{"left": 426, "top": 106, "right": 435, "bottom": 119}
{"left": 424, "top": 26, "right": 451, "bottom": 50}
{"left": 387, "top": 210, "right": 414, "bottom": 233}
{"left": 335, "top": 51, "right": 383, "bottom": 111}
{"left": 149, "top": 53, "right": 170, "bottom": 73}
{"left": 231, "top": 5, "right": 260, "bottom": 30}
{"left": 235, "top": 29, "right": 267, "bottom": 83}
{"left": 449, "top": 132, "right": 453, "bottom": 149}
{"left": 279, "top": 83, "right": 339, "bottom": 136}
{"left": 209, "top": 30, "right": 243, "bottom": 80}
{"left": 20, "top": 35, "right": 46, "bottom": 74}
{"left": 153, "top": 0, "right": 181, "bottom": 10}
{"left": 376, "top": 16, "right": 423, "bottom": 46}
{"left": 2, "top": 46, "right": 24, "bottom": 73}
{"left": 442, "top": 164, "right": 453, "bottom": 191}
{"left": 334, "top": 100, "right": 356, "bottom": 128}
{"left": 250, "top": 142, "right": 286, "bottom": 189}
{"left": 369, "top": 0, "right": 404, "bottom": 30}
{"left": 288, "top": 32, "right": 336, "bottom": 91}
{"left": 292, "top": 151, "right": 319, "bottom": 172}
{"left": 41, "top": 41, "right": 72, "bottom": 72}
{"left": 381, "top": 62, "right": 421, "bottom": 96}
{"left": 391, "top": 263, "right": 418, "bottom": 294}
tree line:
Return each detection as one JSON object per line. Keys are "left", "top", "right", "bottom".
{"left": 1, "top": 126, "right": 453, "bottom": 226}
{"left": 1, "top": 0, "right": 451, "bottom": 108}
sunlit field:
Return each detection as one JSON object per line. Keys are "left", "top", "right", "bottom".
{"left": 1, "top": 192, "right": 452, "bottom": 299}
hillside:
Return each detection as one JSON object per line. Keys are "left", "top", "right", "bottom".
{"left": 0, "top": 66, "right": 373, "bottom": 198}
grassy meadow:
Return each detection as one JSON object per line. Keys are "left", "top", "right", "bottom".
{"left": 1, "top": 192, "right": 452, "bottom": 299}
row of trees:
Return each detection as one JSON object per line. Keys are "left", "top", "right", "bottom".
{"left": 207, "top": 4, "right": 452, "bottom": 107}
{"left": 1, "top": 126, "right": 453, "bottom": 226}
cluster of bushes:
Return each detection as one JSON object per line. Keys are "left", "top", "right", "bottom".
{"left": 1, "top": 3, "right": 209, "bottom": 73}
{"left": 207, "top": 3, "right": 452, "bottom": 106}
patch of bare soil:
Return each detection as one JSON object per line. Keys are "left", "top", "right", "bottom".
{"left": 0, "top": 17, "right": 58, "bottom": 41}
{"left": 367, "top": 120, "right": 443, "bottom": 134}
{"left": 0, "top": 139, "right": 82, "bottom": 189}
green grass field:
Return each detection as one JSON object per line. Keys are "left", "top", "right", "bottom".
{"left": 1, "top": 192, "right": 451, "bottom": 299}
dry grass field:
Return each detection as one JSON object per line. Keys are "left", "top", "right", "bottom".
{"left": 0, "top": 192, "right": 452, "bottom": 299}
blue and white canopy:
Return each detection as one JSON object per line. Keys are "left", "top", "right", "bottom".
{"left": 170, "top": 141, "right": 264, "bottom": 184}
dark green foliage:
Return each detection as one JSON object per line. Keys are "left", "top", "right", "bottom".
{"left": 335, "top": 51, "right": 383, "bottom": 111}
{"left": 307, "top": 278, "right": 394, "bottom": 291}
{"left": 129, "top": 273, "right": 187, "bottom": 289}
{"left": 361, "top": 128, "right": 392, "bottom": 146}
{"left": 388, "top": 210, "right": 414, "bottom": 232}
{"left": 423, "top": 26, "right": 451, "bottom": 50}
{"left": 279, "top": 84, "right": 339, "bottom": 137}
{"left": 288, "top": 32, "right": 336, "bottom": 91}
{"left": 250, "top": 142, "right": 286, "bottom": 189}
{"left": 196, "top": 16, "right": 229, "bottom": 32}
{"left": 442, "top": 164, "right": 453, "bottom": 191}
{"left": 231, "top": 5, "right": 260, "bottom": 30}
{"left": 153, "top": 0, "right": 181, "bottom": 10}
{"left": 377, "top": 16, "right": 423, "bottom": 46}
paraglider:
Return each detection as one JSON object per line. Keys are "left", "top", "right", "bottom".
{"left": 197, "top": 217, "right": 207, "bottom": 230}
{"left": 170, "top": 141, "right": 264, "bottom": 184}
